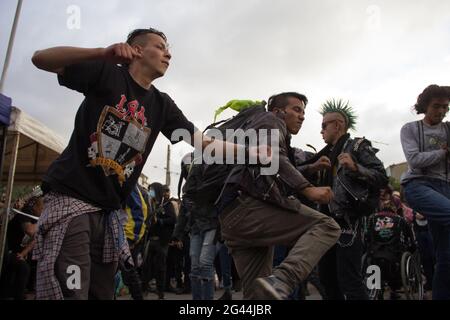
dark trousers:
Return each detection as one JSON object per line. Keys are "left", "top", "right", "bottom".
{"left": 0, "top": 253, "right": 31, "bottom": 300}
{"left": 121, "top": 240, "right": 143, "bottom": 300}
{"left": 166, "top": 245, "right": 183, "bottom": 290}
{"left": 319, "top": 228, "right": 369, "bottom": 300}
{"left": 142, "top": 239, "right": 169, "bottom": 294}
{"left": 54, "top": 212, "right": 118, "bottom": 300}
{"left": 182, "top": 235, "right": 191, "bottom": 290}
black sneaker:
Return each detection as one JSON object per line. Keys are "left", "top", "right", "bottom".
{"left": 232, "top": 280, "right": 242, "bottom": 292}
{"left": 253, "top": 275, "right": 292, "bottom": 300}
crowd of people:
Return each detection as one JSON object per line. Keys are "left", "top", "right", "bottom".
{"left": 0, "top": 26, "right": 449, "bottom": 300}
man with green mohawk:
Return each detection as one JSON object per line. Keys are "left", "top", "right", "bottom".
{"left": 304, "top": 99, "right": 388, "bottom": 300}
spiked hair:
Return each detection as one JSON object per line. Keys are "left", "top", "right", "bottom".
{"left": 320, "top": 99, "right": 357, "bottom": 131}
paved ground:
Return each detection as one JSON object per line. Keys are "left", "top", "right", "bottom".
{"left": 117, "top": 284, "right": 323, "bottom": 300}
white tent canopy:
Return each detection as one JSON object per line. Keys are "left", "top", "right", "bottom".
{"left": 0, "top": 107, "right": 66, "bottom": 275}
{"left": 2, "top": 106, "right": 65, "bottom": 185}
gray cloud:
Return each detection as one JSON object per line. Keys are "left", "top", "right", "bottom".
{"left": 1, "top": 0, "right": 449, "bottom": 192}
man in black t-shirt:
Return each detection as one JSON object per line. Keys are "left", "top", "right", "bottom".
{"left": 31, "top": 28, "right": 257, "bottom": 300}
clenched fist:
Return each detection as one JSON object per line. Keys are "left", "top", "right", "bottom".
{"left": 102, "top": 43, "right": 142, "bottom": 64}
{"left": 338, "top": 153, "right": 357, "bottom": 171}
{"left": 301, "top": 186, "right": 334, "bottom": 204}
{"left": 310, "top": 156, "right": 331, "bottom": 172}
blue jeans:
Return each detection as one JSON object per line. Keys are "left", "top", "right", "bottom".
{"left": 190, "top": 229, "right": 217, "bottom": 300}
{"left": 404, "top": 178, "right": 450, "bottom": 299}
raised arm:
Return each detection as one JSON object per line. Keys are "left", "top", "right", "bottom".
{"left": 31, "top": 43, "right": 142, "bottom": 75}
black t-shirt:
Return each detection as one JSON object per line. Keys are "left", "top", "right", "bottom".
{"left": 43, "top": 61, "right": 196, "bottom": 210}
{"left": 7, "top": 214, "right": 36, "bottom": 254}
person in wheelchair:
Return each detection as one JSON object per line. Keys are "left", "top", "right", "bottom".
{"left": 365, "top": 186, "right": 417, "bottom": 299}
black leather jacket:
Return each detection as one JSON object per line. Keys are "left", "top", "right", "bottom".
{"left": 172, "top": 164, "right": 219, "bottom": 240}
{"left": 321, "top": 137, "right": 388, "bottom": 218}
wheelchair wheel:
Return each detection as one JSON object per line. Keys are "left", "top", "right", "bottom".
{"left": 401, "top": 251, "right": 424, "bottom": 300}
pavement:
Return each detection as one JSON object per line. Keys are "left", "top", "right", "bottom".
{"left": 117, "top": 284, "right": 323, "bottom": 300}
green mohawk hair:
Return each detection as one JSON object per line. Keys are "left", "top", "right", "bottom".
{"left": 320, "top": 98, "right": 357, "bottom": 131}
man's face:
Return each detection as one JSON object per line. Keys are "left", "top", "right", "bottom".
{"left": 424, "top": 97, "right": 450, "bottom": 125}
{"left": 138, "top": 33, "right": 172, "bottom": 78}
{"left": 279, "top": 97, "right": 306, "bottom": 135}
{"left": 379, "top": 189, "right": 390, "bottom": 201}
{"left": 163, "top": 190, "right": 170, "bottom": 200}
{"left": 321, "top": 113, "right": 344, "bottom": 145}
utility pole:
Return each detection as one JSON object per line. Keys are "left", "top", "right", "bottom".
{"left": 0, "top": 0, "right": 23, "bottom": 93}
{"left": 0, "top": 0, "right": 23, "bottom": 277}
{"left": 165, "top": 144, "right": 171, "bottom": 186}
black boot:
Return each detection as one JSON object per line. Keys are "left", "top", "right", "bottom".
{"left": 218, "top": 288, "right": 232, "bottom": 300}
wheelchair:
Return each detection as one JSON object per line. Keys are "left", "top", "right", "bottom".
{"left": 362, "top": 242, "right": 424, "bottom": 300}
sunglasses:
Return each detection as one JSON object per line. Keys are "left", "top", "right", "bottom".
{"left": 321, "top": 120, "right": 338, "bottom": 130}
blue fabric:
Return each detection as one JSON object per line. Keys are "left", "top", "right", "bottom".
{"left": 404, "top": 178, "right": 450, "bottom": 299}
{"left": 190, "top": 229, "right": 217, "bottom": 300}
{"left": 125, "top": 186, "right": 146, "bottom": 242}
{"left": 0, "top": 93, "right": 12, "bottom": 126}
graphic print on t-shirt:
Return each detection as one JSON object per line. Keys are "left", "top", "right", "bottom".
{"left": 87, "top": 95, "right": 151, "bottom": 186}
{"left": 374, "top": 216, "right": 395, "bottom": 239}
{"left": 425, "top": 133, "right": 446, "bottom": 151}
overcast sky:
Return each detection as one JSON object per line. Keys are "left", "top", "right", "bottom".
{"left": 1, "top": 0, "right": 449, "bottom": 193}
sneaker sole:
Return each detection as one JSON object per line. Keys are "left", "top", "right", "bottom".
{"left": 254, "top": 278, "right": 283, "bottom": 300}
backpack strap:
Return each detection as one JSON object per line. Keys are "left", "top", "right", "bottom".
{"left": 203, "top": 118, "right": 231, "bottom": 133}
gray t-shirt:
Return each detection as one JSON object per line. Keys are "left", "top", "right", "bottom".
{"left": 400, "top": 120, "right": 449, "bottom": 184}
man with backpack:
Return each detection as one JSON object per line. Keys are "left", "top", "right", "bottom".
{"left": 308, "top": 99, "right": 388, "bottom": 300}
{"left": 217, "top": 92, "right": 341, "bottom": 300}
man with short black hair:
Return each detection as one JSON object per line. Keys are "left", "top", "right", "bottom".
{"left": 31, "top": 28, "right": 258, "bottom": 300}
{"left": 219, "top": 92, "right": 341, "bottom": 300}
